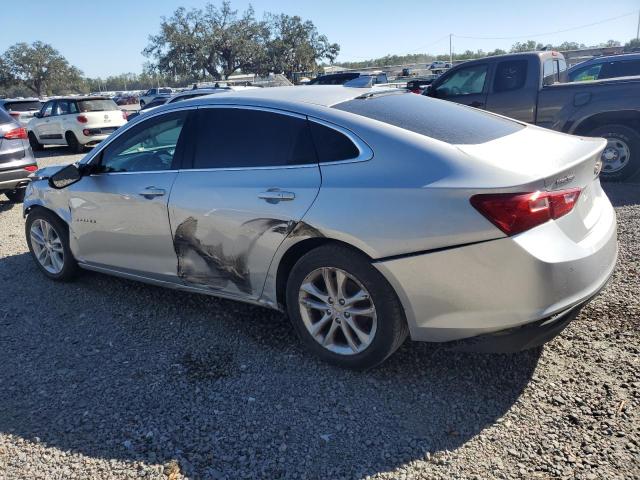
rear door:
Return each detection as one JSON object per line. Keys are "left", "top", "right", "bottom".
{"left": 168, "top": 106, "right": 322, "bottom": 299}
{"left": 431, "top": 63, "right": 489, "bottom": 109}
{"left": 484, "top": 57, "right": 537, "bottom": 122}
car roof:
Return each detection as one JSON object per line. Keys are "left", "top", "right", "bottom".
{"left": 0, "top": 98, "right": 41, "bottom": 103}
{"left": 46, "top": 96, "right": 112, "bottom": 101}
{"left": 179, "top": 85, "right": 390, "bottom": 108}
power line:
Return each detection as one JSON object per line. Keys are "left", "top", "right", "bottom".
{"left": 454, "top": 10, "right": 636, "bottom": 40}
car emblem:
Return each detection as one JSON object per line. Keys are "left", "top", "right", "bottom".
{"left": 554, "top": 173, "right": 575, "bottom": 187}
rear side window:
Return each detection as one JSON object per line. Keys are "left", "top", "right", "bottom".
{"left": 309, "top": 121, "right": 360, "bottom": 162}
{"left": 543, "top": 59, "right": 560, "bottom": 85}
{"left": 493, "top": 60, "right": 528, "bottom": 92}
{"left": 3, "top": 101, "right": 41, "bottom": 112}
{"left": 600, "top": 60, "right": 640, "bottom": 79}
{"left": 193, "top": 108, "right": 317, "bottom": 169}
{"left": 334, "top": 93, "right": 524, "bottom": 145}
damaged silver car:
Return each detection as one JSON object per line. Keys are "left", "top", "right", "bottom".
{"left": 24, "top": 86, "right": 617, "bottom": 369}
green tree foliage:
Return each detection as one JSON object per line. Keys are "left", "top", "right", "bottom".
{"left": 624, "top": 38, "right": 640, "bottom": 51}
{"left": 0, "top": 41, "right": 84, "bottom": 97}
{"left": 143, "top": 1, "right": 339, "bottom": 80}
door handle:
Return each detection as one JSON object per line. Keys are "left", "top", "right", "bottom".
{"left": 258, "top": 189, "right": 295, "bottom": 203}
{"left": 470, "top": 101, "right": 484, "bottom": 108}
{"left": 138, "top": 186, "right": 166, "bottom": 199}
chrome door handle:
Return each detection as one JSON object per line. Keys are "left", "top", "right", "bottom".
{"left": 138, "top": 186, "right": 166, "bottom": 199}
{"left": 258, "top": 190, "right": 295, "bottom": 203}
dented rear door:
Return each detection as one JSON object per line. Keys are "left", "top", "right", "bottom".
{"left": 168, "top": 106, "right": 322, "bottom": 299}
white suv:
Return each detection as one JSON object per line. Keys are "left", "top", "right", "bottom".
{"left": 27, "top": 97, "right": 127, "bottom": 153}
{"left": 139, "top": 87, "right": 173, "bottom": 107}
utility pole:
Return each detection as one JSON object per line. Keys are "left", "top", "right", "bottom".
{"left": 449, "top": 34, "right": 453, "bottom": 65}
{"left": 636, "top": 9, "right": 639, "bottom": 40}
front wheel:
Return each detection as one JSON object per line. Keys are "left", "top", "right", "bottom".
{"left": 25, "top": 209, "right": 78, "bottom": 281}
{"left": 589, "top": 124, "right": 640, "bottom": 181}
{"left": 286, "top": 244, "right": 408, "bottom": 370}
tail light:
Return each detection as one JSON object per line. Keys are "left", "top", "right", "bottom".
{"left": 3, "top": 127, "right": 28, "bottom": 140}
{"left": 77, "top": 115, "right": 88, "bottom": 123}
{"left": 9, "top": 112, "right": 20, "bottom": 119}
{"left": 470, "top": 188, "right": 581, "bottom": 236}
{"left": 121, "top": 110, "right": 128, "bottom": 120}
{"left": 23, "top": 165, "right": 38, "bottom": 172}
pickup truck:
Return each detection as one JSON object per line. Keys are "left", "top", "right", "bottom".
{"left": 425, "top": 51, "right": 640, "bottom": 180}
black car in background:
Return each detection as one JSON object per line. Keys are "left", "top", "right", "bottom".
{"left": 567, "top": 53, "right": 640, "bottom": 82}
{"left": 0, "top": 108, "right": 37, "bottom": 203}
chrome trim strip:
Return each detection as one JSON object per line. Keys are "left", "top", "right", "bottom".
{"left": 196, "top": 103, "right": 307, "bottom": 120}
{"left": 181, "top": 164, "right": 317, "bottom": 173}
{"left": 88, "top": 170, "right": 179, "bottom": 177}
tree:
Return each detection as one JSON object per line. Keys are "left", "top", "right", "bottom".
{"left": 1, "top": 41, "right": 83, "bottom": 96}
{"left": 624, "top": 38, "right": 640, "bottom": 52}
{"left": 510, "top": 40, "right": 544, "bottom": 53}
{"left": 263, "top": 14, "right": 340, "bottom": 77}
{"left": 144, "top": 1, "right": 339, "bottom": 81}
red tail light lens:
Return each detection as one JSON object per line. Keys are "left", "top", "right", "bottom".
{"left": 470, "top": 188, "right": 581, "bottom": 236}
{"left": 24, "top": 165, "right": 38, "bottom": 172}
{"left": 77, "top": 115, "right": 88, "bottom": 123}
{"left": 3, "top": 127, "right": 28, "bottom": 140}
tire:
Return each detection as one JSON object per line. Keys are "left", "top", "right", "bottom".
{"left": 25, "top": 208, "right": 78, "bottom": 281}
{"left": 5, "top": 188, "right": 25, "bottom": 203}
{"left": 589, "top": 124, "right": 640, "bottom": 182}
{"left": 286, "top": 244, "right": 408, "bottom": 370}
{"left": 65, "top": 131, "right": 84, "bottom": 154}
{"left": 28, "top": 131, "right": 43, "bottom": 151}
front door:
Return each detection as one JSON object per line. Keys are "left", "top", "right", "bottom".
{"left": 67, "top": 110, "right": 191, "bottom": 279}
{"left": 429, "top": 63, "right": 489, "bottom": 109}
{"left": 33, "top": 101, "right": 55, "bottom": 141}
{"left": 168, "top": 106, "right": 322, "bottom": 299}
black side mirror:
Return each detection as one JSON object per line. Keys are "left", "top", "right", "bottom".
{"left": 49, "top": 164, "right": 82, "bottom": 189}
{"left": 34, "top": 112, "right": 42, "bottom": 118}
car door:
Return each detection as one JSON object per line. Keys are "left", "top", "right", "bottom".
{"left": 484, "top": 58, "right": 537, "bottom": 122}
{"left": 430, "top": 63, "right": 489, "bottom": 109}
{"left": 50, "top": 100, "right": 71, "bottom": 142}
{"left": 66, "top": 109, "right": 192, "bottom": 280}
{"left": 168, "top": 106, "right": 322, "bottom": 299}
{"left": 32, "top": 101, "right": 54, "bottom": 141}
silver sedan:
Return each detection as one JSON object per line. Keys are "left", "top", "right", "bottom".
{"left": 23, "top": 86, "right": 617, "bottom": 369}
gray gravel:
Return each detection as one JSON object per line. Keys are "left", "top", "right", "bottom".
{"left": 0, "top": 146, "right": 638, "bottom": 479}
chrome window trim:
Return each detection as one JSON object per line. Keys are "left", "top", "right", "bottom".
{"left": 88, "top": 170, "right": 179, "bottom": 177}
{"left": 196, "top": 103, "right": 307, "bottom": 120}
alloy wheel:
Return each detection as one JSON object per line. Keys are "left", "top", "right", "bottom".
{"left": 30, "top": 218, "right": 64, "bottom": 274}
{"left": 298, "top": 267, "right": 377, "bottom": 355}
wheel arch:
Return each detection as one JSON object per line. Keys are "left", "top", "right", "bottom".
{"left": 573, "top": 110, "right": 640, "bottom": 136}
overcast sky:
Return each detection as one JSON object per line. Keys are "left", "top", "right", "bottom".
{"left": 1, "top": 0, "right": 639, "bottom": 77}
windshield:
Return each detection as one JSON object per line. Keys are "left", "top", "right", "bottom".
{"left": 77, "top": 99, "right": 118, "bottom": 112}
{"left": 334, "top": 93, "right": 524, "bottom": 145}
{"left": 4, "top": 100, "right": 42, "bottom": 112}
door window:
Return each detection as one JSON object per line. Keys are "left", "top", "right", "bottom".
{"left": 55, "top": 100, "right": 71, "bottom": 116}
{"left": 192, "top": 108, "right": 317, "bottom": 169}
{"left": 493, "top": 60, "right": 528, "bottom": 92}
{"left": 41, "top": 102, "right": 53, "bottom": 118}
{"left": 570, "top": 64, "right": 603, "bottom": 82}
{"left": 435, "top": 64, "right": 488, "bottom": 97}
{"left": 600, "top": 60, "right": 640, "bottom": 79}
{"left": 98, "top": 111, "right": 188, "bottom": 173}
{"left": 308, "top": 122, "right": 359, "bottom": 162}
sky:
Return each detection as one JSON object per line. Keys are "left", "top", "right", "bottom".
{"left": 1, "top": 0, "right": 639, "bottom": 78}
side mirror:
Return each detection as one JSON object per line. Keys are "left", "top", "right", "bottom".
{"left": 34, "top": 112, "right": 42, "bottom": 118}
{"left": 49, "top": 164, "right": 82, "bottom": 189}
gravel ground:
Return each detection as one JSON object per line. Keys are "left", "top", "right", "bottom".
{"left": 0, "top": 147, "right": 638, "bottom": 480}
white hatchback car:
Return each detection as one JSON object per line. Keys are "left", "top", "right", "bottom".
{"left": 27, "top": 97, "right": 127, "bottom": 153}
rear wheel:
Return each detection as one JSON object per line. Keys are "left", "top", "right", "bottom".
{"left": 28, "top": 131, "right": 43, "bottom": 151}
{"left": 25, "top": 209, "right": 78, "bottom": 281}
{"left": 65, "top": 131, "right": 84, "bottom": 154}
{"left": 5, "top": 189, "right": 25, "bottom": 203}
{"left": 589, "top": 124, "right": 640, "bottom": 181}
{"left": 286, "top": 244, "right": 408, "bottom": 370}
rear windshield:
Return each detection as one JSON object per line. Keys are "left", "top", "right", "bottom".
{"left": 4, "top": 100, "right": 42, "bottom": 112}
{"left": 334, "top": 93, "right": 524, "bottom": 144}
{"left": 77, "top": 99, "right": 118, "bottom": 112}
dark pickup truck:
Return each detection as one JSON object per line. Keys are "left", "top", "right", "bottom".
{"left": 425, "top": 51, "right": 640, "bottom": 180}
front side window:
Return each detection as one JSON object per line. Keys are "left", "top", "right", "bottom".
{"left": 493, "top": 60, "right": 528, "bottom": 92}
{"left": 55, "top": 100, "right": 71, "bottom": 116}
{"left": 193, "top": 108, "right": 316, "bottom": 169}
{"left": 570, "top": 64, "right": 603, "bottom": 82}
{"left": 98, "top": 111, "right": 188, "bottom": 173}
{"left": 40, "top": 101, "right": 53, "bottom": 117}
{"left": 435, "top": 64, "right": 488, "bottom": 97}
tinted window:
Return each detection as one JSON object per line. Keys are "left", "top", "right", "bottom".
{"left": 99, "top": 111, "right": 187, "bottom": 173}
{"left": 494, "top": 60, "right": 527, "bottom": 92}
{"left": 41, "top": 102, "right": 53, "bottom": 117}
{"left": 309, "top": 121, "right": 360, "bottom": 162}
{"left": 334, "top": 92, "right": 524, "bottom": 145}
{"left": 435, "top": 64, "right": 487, "bottom": 97}
{"left": 569, "top": 64, "right": 603, "bottom": 82}
{"left": 3, "top": 101, "right": 41, "bottom": 112}
{"left": 78, "top": 99, "right": 118, "bottom": 112}
{"left": 55, "top": 100, "right": 71, "bottom": 116}
{"left": 193, "top": 108, "right": 316, "bottom": 169}
{"left": 600, "top": 60, "right": 640, "bottom": 79}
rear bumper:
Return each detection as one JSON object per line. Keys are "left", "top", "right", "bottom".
{"left": 0, "top": 164, "right": 37, "bottom": 191}
{"left": 374, "top": 195, "right": 617, "bottom": 343}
